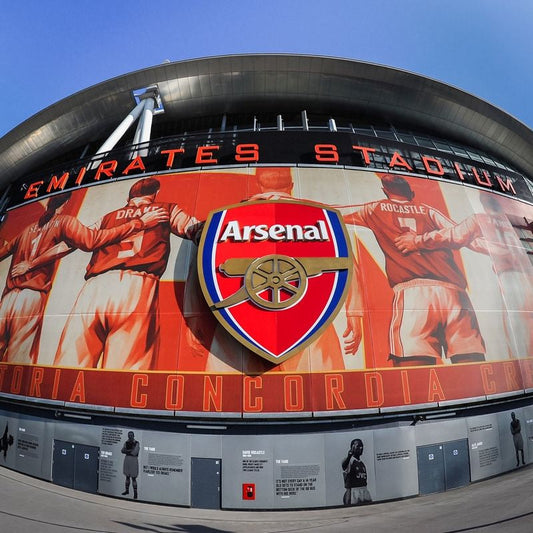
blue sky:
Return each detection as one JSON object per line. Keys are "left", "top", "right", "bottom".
{"left": 1, "top": 0, "right": 532, "bottom": 137}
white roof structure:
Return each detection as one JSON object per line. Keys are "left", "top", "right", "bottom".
{"left": 1, "top": 54, "right": 532, "bottom": 185}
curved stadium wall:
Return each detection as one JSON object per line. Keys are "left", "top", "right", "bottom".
{"left": 0, "top": 55, "right": 532, "bottom": 509}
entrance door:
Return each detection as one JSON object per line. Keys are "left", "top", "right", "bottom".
{"left": 74, "top": 444, "right": 100, "bottom": 493}
{"left": 416, "top": 444, "right": 445, "bottom": 494}
{"left": 443, "top": 439, "right": 470, "bottom": 490}
{"left": 52, "top": 440, "right": 75, "bottom": 488}
{"left": 191, "top": 457, "right": 221, "bottom": 509}
{"left": 53, "top": 440, "right": 99, "bottom": 493}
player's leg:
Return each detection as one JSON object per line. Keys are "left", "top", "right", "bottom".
{"left": 4, "top": 289, "right": 45, "bottom": 364}
{"left": 278, "top": 324, "right": 343, "bottom": 372}
{"left": 122, "top": 475, "right": 130, "bottom": 495}
{"left": 132, "top": 477, "right": 138, "bottom": 499}
{"left": 54, "top": 277, "right": 107, "bottom": 368}
{"left": 309, "top": 324, "right": 344, "bottom": 371}
{"left": 498, "top": 271, "right": 532, "bottom": 358}
{"left": 444, "top": 288, "right": 486, "bottom": 363}
{"left": 101, "top": 273, "right": 159, "bottom": 370}
{"left": 206, "top": 325, "right": 245, "bottom": 372}
{"left": 388, "top": 282, "right": 442, "bottom": 366}
{"left": 0, "top": 290, "right": 15, "bottom": 361}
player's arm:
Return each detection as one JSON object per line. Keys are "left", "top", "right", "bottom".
{"left": 342, "top": 206, "right": 367, "bottom": 227}
{"left": 342, "top": 453, "right": 352, "bottom": 471}
{"left": 12, "top": 217, "right": 141, "bottom": 275}
{"left": 395, "top": 214, "right": 487, "bottom": 254}
{"left": 1, "top": 235, "right": 27, "bottom": 276}
{"left": 131, "top": 442, "right": 140, "bottom": 457}
{"left": 0, "top": 241, "right": 13, "bottom": 262}
{"left": 169, "top": 205, "right": 204, "bottom": 244}
{"left": 11, "top": 242, "right": 72, "bottom": 276}
{"left": 343, "top": 258, "right": 364, "bottom": 356}
{"left": 61, "top": 208, "right": 168, "bottom": 251}
{"left": 340, "top": 207, "right": 369, "bottom": 355}
{"left": 428, "top": 210, "right": 490, "bottom": 254}
{"left": 12, "top": 209, "right": 169, "bottom": 275}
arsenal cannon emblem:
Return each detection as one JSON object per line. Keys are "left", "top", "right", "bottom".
{"left": 198, "top": 201, "right": 353, "bottom": 364}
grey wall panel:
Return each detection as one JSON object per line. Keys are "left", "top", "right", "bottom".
{"left": 273, "top": 433, "right": 326, "bottom": 509}
{"left": 415, "top": 419, "right": 468, "bottom": 446}
{"left": 189, "top": 434, "right": 222, "bottom": 459}
{"left": 140, "top": 431, "right": 190, "bottom": 506}
{"left": 221, "top": 435, "right": 275, "bottom": 509}
{"left": 373, "top": 427, "right": 418, "bottom": 501}
{"left": 54, "top": 420, "right": 102, "bottom": 447}
{"left": 467, "top": 414, "right": 502, "bottom": 481}
{"left": 222, "top": 433, "right": 328, "bottom": 510}
{"left": 14, "top": 414, "right": 53, "bottom": 480}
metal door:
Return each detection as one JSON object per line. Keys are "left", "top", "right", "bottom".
{"left": 416, "top": 443, "right": 445, "bottom": 494}
{"left": 191, "top": 457, "right": 221, "bottom": 509}
{"left": 74, "top": 444, "right": 99, "bottom": 493}
{"left": 52, "top": 440, "right": 75, "bottom": 488}
{"left": 443, "top": 439, "right": 470, "bottom": 490}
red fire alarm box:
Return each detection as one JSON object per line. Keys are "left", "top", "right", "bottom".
{"left": 242, "top": 483, "right": 256, "bottom": 500}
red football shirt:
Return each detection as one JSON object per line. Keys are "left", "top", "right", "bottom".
{"left": 0, "top": 214, "right": 142, "bottom": 293}
{"left": 85, "top": 199, "right": 199, "bottom": 279}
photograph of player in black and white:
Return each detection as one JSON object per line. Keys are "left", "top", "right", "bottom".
{"left": 121, "top": 431, "right": 140, "bottom": 499}
{"left": 342, "top": 438, "right": 372, "bottom": 505}
{"left": 510, "top": 412, "right": 525, "bottom": 467}
{"left": 0, "top": 423, "right": 14, "bottom": 460}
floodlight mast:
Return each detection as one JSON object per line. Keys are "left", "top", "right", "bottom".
{"left": 93, "top": 86, "right": 161, "bottom": 159}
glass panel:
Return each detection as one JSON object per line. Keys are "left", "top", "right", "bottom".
{"left": 451, "top": 145, "right": 468, "bottom": 157}
{"left": 434, "top": 141, "right": 453, "bottom": 153}
{"left": 396, "top": 133, "right": 417, "bottom": 144}
{"left": 354, "top": 127, "right": 375, "bottom": 136}
{"left": 466, "top": 150, "right": 484, "bottom": 162}
{"left": 375, "top": 130, "right": 397, "bottom": 141}
{"left": 414, "top": 136, "right": 435, "bottom": 149}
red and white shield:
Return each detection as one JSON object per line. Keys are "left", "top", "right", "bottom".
{"left": 198, "top": 200, "right": 352, "bottom": 364}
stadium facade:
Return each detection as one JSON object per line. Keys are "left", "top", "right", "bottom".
{"left": 0, "top": 54, "right": 532, "bottom": 509}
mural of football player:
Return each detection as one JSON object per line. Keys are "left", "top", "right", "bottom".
{"left": 342, "top": 174, "right": 486, "bottom": 366}
{"left": 53, "top": 177, "right": 202, "bottom": 370}
{"left": 394, "top": 191, "right": 533, "bottom": 359}
{"left": 203, "top": 167, "right": 363, "bottom": 373}
{"left": 0, "top": 192, "right": 165, "bottom": 364}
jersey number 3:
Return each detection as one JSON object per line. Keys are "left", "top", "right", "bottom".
{"left": 117, "top": 232, "right": 144, "bottom": 259}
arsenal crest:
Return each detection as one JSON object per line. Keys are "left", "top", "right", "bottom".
{"left": 198, "top": 201, "right": 352, "bottom": 364}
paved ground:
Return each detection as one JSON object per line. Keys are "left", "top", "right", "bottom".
{"left": 0, "top": 465, "right": 532, "bottom": 533}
